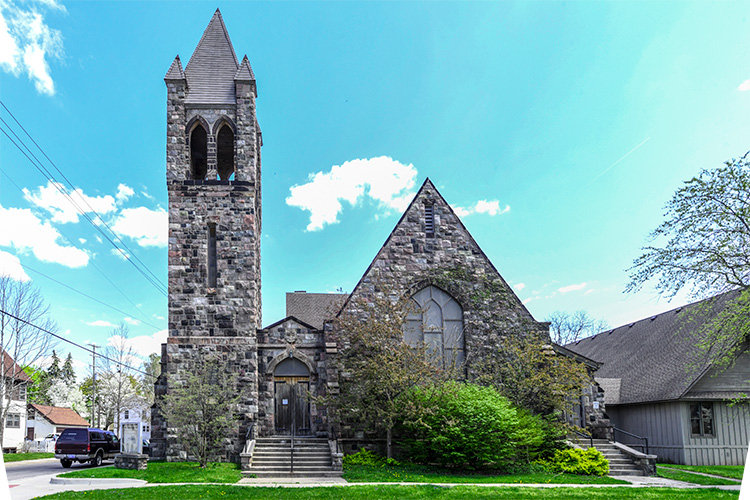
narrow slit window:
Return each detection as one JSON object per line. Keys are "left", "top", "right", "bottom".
{"left": 216, "top": 124, "right": 235, "bottom": 180}
{"left": 190, "top": 124, "right": 208, "bottom": 180}
{"left": 208, "top": 224, "right": 217, "bottom": 288}
{"left": 425, "top": 205, "right": 435, "bottom": 236}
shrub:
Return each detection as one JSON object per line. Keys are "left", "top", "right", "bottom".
{"left": 399, "top": 381, "right": 554, "bottom": 470}
{"left": 343, "top": 448, "right": 400, "bottom": 468}
{"left": 547, "top": 447, "right": 609, "bottom": 476}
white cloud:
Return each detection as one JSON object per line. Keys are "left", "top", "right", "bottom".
{"left": 286, "top": 156, "right": 417, "bottom": 231}
{"left": 738, "top": 79, "right": 750, "bottom": 92}
{"left": 0, "top": 0, "right": 64, "bottom": 96}
{"left": 558, "top": 282, "right": 588, "bottom": 294}
{"left": 23, "top": 181, "right": 117, "bottom": 224}
{"left": 108, "top": 330, "right": 167, "bottom": 358}
{"left": 451, "top": 199, "right": 509, "bottom": 217}
{"left": 0, "top": 204, "right": 89, "bottom": 267}
{"left": 85, "top": 320, "right": 115, "bottom": 327}
{"left": 115, "top": 184, "right": 135, "bottom": 204}
{"left": 0, "top": 250, "right": 30, "bottom": 281}
{"left": 123, "top": 317, "right": 141, "bottom": 326}
{"left": 110, "top": 248, "right": 130, "bottom": 260}
{"left": 513, "top": 282, "right": 526, "bottom": 291}
{"left": 111, "top": 206, "right": 168, "bottom": 247}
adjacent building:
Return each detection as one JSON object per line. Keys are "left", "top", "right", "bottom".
{"left": 2, "top": 350, "right": 30, "bottom": 453}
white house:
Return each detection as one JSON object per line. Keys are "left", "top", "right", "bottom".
{"left": 120, "top": 403, "right": 151, "bottom": 442}
{"left": 27, "top": 404, "right": 89, "bottom": 440}
{"left": 2, "top": 350, "right": 31, "bottom": 452}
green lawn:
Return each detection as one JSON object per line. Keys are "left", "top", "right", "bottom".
{"left": 343, "top": 464, "right": 627, "bottom": 484}
{"left": 658, "top": 464, "right": 744, "bottom": 481}
{"left": 2, "top": 452, "right": 54, "bottom": 462}
{"left": 58, "top": 461, "right": 242, "bottom": 483}
{"left": 34, "top": 485, "right": 741, "bottom": 500}
{"left": 656, "top": 468, "right": 740, "bottom": 486}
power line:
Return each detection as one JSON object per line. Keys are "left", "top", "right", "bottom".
{"left": 0, "top": 308, "right": 157, "bottom": 379}
{"left": 0, "top": 106, "right": 167, "bottom": 296}
{"left": 0, "top": 167, "right": 164, "bottom": 327}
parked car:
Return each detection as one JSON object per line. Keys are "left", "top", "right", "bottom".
{"left": 54, "top": 428, "right": 120, "bottom": 468}
{"left": 142, "top": 439, "right": 150, "bottom": 455}
{"left": 44, "top": 433, "right": 60, "bottom": 441}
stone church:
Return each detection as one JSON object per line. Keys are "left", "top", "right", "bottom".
{"left": 151, "top": 10, "right": 581, "bottom": 463}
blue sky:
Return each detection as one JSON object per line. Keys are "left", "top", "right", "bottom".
{"left": 1, "top": 0, "right": 748, "bottom": 376}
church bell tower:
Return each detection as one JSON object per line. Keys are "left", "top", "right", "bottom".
{"left": 152, "top": 9, "right": 261, "bottom": 461}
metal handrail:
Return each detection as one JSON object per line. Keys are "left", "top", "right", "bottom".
{"left": 571, "top": 428, "right": 593, "bottom": 449}
{"left": 613, "top": 427, "right": 649, "bottom": 455}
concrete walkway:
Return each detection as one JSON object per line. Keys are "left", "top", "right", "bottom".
{"left": 658, "top": 466, "right": 743, "bottom": 483}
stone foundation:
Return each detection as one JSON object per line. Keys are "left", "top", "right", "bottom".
{"left": 114, "top": 453, "right": 148, "bottom": 470}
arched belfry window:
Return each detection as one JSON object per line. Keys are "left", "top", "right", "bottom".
{"left": 216, "top": 124, "right": 235, "bottom": 181}
{"left": 190, "top": 124, "right": 208, "bottom": 180}
{"left": 404, "top": 286, "right": 465, "bottom": 368}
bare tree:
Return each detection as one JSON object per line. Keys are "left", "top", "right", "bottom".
{"left": 546, "top": 310, "right": 609, "bottom": 345}
{"left": 103, "top": 324, "right": 137, "bottom": 432}
{"left": 0, "top": 275, "right": 57, "bottom": 445}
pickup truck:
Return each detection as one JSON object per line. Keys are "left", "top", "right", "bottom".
{"left": 54, "top": 428, "right": 120, "bottom": 468}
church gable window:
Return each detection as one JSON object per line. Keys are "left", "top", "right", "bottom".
{"left": 404, "top": 286, "right": 464, "bottom": 369}
{"left": 216, "top": 123, "right": 235, "bottom": 180}
{"left": 190, "top": 124, "right": 208, "bottom": 180}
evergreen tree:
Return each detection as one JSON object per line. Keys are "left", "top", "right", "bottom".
{"left": 48, "top": 350, "right": 61, "bottom": 379}
{"left": 61, "top": 353, "right": 76, "bottom": 384}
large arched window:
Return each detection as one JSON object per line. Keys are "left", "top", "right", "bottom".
{"left": 216, "top": 124, "right": 235, "bottom": 180}
{"left": 190, "top": 124, "right": 208, "bottom": 180}
{"left": 404, "top": 286, "right": 464, "bottom": 369}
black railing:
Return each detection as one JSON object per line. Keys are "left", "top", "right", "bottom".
{"left": 613, "top": 427, "right": 649, "bottom": 455}
{"left": 571, "top": 428, "right": 593, "bottom": 449}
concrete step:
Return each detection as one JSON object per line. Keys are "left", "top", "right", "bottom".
{"left": 243, "top": 470, "right": 343, "bottom": 479}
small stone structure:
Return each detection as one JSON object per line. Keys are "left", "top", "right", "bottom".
{"left": 115, "top": 423, "right": 147, "bottom": 470}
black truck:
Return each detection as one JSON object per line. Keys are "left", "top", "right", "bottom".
{"left": 54, "top": 428, "right": 120, "bottom": 468}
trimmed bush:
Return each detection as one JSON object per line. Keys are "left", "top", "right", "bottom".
{"left": 399, "top": 381, "right": 558, "bottom": 470}
{"left": 343, "top": 448, "right": 400, "bottom": 468}
{"left": 548, "top": 448, "right": 609, "bottom": 476}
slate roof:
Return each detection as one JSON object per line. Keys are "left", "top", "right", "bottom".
{"left": 2, "top": 350, "right": 31, "bottom": 382}
{"left": 30, "top": 404, "right": 89, "bottom": 427}
{"left": 184, "top": 9, "right": 239, "bottom": 104}
{"left": 286, "top": 292, "right": 348, "bottom": 330}
{"left": 565, "top": 290, "right": 744, "bottom": 405}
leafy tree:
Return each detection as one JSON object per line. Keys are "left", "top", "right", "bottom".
{"left": 546, "top": 310, "right": 609, "bottom": 345}
{"left": 24, "top": 365, "right": 51, "bottom": 405}
{"left": 158, "top": 357, "right": 241, "bottom": 467}
{"left": 627, "top": 152, "right": 750, "bottom": 365}
{"left": 0, "top": 275, "right": 57, "bottom": 445}
{"left": 326, "top": 292, "right": 445, "bottom": 458}
{"left": 48, "top": 378, "right": 87, "bottom": 415}
{"left": 61, "top": 353, "right": 76, "bottom": 384}
{"left": 138, "top": 353, "right": 161, "bottom": 405}
{"left": 104, "top": 324, "right": 137, "bottom": 432}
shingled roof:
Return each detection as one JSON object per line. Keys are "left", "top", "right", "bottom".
{"left": 286, "top": 292, "right": 348, "bottom": 330}
{"left": 565, "top": 290, "right": 745, "bottom": 405}
{"left": 184, "top": 9, "right": 239, "bottom": 104}
{"left": 30, "top": 404, "right": 89, "bottom": 427}
{"left": 2, "top": 350, "right": 31, "bottom": 382}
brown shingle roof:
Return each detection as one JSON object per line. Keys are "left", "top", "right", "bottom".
{"left": 2, "top": 350, "right": 31, "bottom": 382}
{"left": 30, "top": 404, "right": 89, "bottom": 427}
{"left": 565, "top": 290, "right": 745, "bottom": 405}
{"left": 285, "top": 292, "right": 348, "bottom": 330}
{"left": 185, "top": 9, "right": 239, "bottom": 104}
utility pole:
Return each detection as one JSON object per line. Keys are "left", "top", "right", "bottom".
{"left": 89, "top": 344, "right": 99, "bottom": 428}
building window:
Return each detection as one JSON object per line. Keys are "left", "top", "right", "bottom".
{"left": 216, "top": 124, "right": 235, "bottom": 180}
{"left": 190, "top": 123, "right": 208, "bottom": 180}
{"left": 690, "top": 402, "right": 714, "bottom": 436}
{"left": 425, "top": 204, "right": 435, "bottom": 237}
{"left": 124, "top": 410, "right": 129, "bottom": 420}
{"left": 208, "top": 224, "right": 217, "bottom": 288}
{"left": 6, "top": 413, "right": 20, "bottom": 428}
{"left": 27, "top": 408, "right": 35, "bottom": 421}
{"left": 404, "top": 286, "right": 464, "bottom": 369}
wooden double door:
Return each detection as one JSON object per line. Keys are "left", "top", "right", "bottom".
{"left": 274, "top": 376, "right": 311, "bottom": 435}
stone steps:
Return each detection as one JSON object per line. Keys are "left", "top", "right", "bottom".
{"left": 244, "top": 436, "right": 341, "bottom": 479}
{"left": 575, "top": 439, "right": 646, "bottom": 476}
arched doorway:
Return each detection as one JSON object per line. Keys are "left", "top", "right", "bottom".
{"left": 273, "top": 357, "right": 311, "bottom": 435}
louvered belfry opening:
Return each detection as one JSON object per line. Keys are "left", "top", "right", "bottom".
{"left": 216, "top": 124, "right": 235, "bottom": 180}
{"left": 190, "top": 124, "right": 208, "bottom": 180}
{"left": 425, "top": 204, "right": 435, "bottom": 237}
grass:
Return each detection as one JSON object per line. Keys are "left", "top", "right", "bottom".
{"left": 658, "top": 463, "right": 744, "bottom": 481}
{"left": 2, "top": 452, "right": 54, "bottom": 462}
{"left": 656, "top": 467, "right": 740, "bottom": 486}
{"left": 34, "top": 485, "right": 740, "bottom": 500}
{"left": 343, "top": 463, "right": 627, "bottom": 484}
{"left": 58, "top": 460, "right": 242, "bottom": 483}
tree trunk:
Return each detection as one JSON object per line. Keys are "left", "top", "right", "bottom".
{"left": 386, "top": 426, "right": 392, "bottom": 459}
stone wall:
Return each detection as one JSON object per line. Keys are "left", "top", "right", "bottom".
{"left": 257, "top": 319, "right": 328, "bottom": 437}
